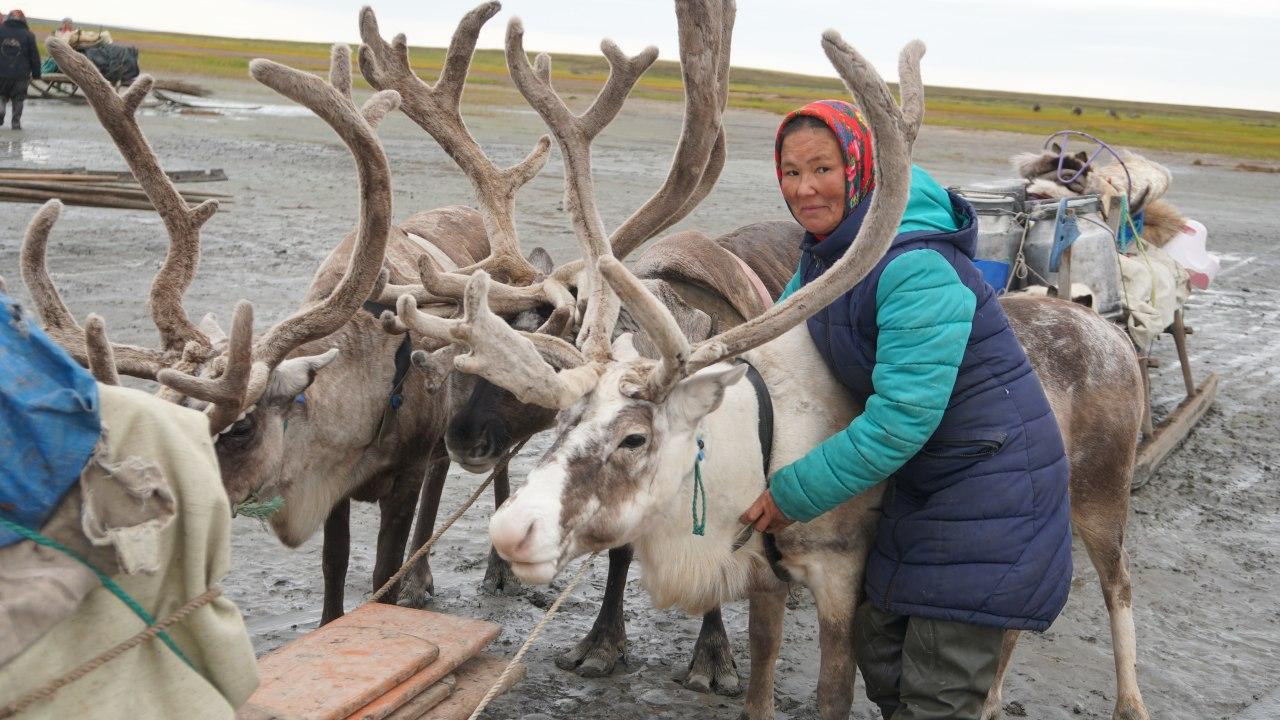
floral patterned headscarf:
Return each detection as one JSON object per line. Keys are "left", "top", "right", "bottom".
{"left": 774, "top": 99, "right": 875, "bottom": 220}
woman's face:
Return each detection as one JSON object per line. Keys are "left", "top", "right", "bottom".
{"left": 779, "top": 126, "right": 846, "bottom": 236}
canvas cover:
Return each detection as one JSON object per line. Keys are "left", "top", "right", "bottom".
{"left": 0, "top": 292, "right": 100, "bottom": 548}
{"left": 0, "top": 383, "right": 259, "bottom": 719}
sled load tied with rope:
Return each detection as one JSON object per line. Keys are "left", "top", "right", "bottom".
{"left": 955, "top": 130, "right": 1219, "bottom": 489}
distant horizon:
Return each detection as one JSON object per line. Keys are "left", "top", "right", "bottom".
{"left": 19, "top": 0, "right": 1280, "bottom": 113}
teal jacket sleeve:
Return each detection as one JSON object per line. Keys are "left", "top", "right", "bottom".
{"left": 778, "top": 270, "right": 802, "bottom": 302}
{"left": 768, "top": 249, "right": 976, "bottom": 522}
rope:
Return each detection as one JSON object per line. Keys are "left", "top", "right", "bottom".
{"left": 691, "top": 437, "right": 707, "bottom": 536}
{"left": 0, "top": 515, "right": 192, "bottom": 666}
{"left": 0, "top": 586, "right": 222, "bottom": 720}
{"left": 465, "top": 552, "right": 598, "bottom": 720}
{"left": 367, "top": 439, "right": 527, "bottom": 604}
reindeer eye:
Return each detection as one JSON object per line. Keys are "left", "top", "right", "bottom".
{"left": 620, "top": 434, "right": 647, "bottom": 450}
{"left": 220, "top": 417, "right": 254, "bottom": 441}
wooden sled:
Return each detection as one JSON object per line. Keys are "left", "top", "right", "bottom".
{"left": 1055, "top": 233, "right": 1218, "bottom": 491}
{"left": 1132, "top": 309, "right": 1219, "bottom": 489}
{"left": 30, "top": 73, "right": 82, "bottom": 99}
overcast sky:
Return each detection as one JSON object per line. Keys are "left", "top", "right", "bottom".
{"left": 22, "top": 0, "right": 1280, "bottom": 112}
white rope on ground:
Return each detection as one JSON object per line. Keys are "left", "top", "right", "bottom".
{"left": 465, "top": 552, "right": 599, "bottom": 720}
{"left": 368, "top": 439, "right": 528, "bottom": 604}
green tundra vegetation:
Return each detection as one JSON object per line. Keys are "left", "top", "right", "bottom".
{"left": 32, "top": 20, "right": 1280, "bottom": 161}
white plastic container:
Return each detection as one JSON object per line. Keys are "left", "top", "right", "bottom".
{"left": 1161, "top": 218, "right": 1218, "bottom": 290}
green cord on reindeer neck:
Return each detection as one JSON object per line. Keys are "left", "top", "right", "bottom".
{"left": 0, "top": 515, "right": 194, "bottom": 669}
{"left": 691, "top": 437, "right": 707, "bottom": 536}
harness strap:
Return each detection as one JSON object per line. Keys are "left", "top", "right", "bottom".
{"left": 363, "top": 300, "right": 414, "bottom": 441}
{"left": 736, "top": 359, "right": 792, "bottom": 583}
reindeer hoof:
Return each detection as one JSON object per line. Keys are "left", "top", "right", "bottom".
{"left": 398, "top": 568, "right": 434, "bottom": 608}
{"left": 555, "top": 625, "right": 626, "bottom": 677}
{"left": 1113, "top": 700, "right": 1150, "bottom": 720}
{"left": 676, "top": 623, "right": 741, "bottom": 696}
{"left": 481, "top": 547, "right": 523, "bottom": 596}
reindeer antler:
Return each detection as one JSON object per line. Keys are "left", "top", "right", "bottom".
{"left": 614, "top": 35, "right": 927, "bottom": 393}
{"left": 607, "top": 0, "right": 735, "bottom": 259}
{"left": 21, "top": 200, "right": 177, "bottom": 378}
{"left": 467, "top": 32, "right": 926, "bottom": 409}
{"left": 245, "top": 46, "right": 400, "bottom": 370}
{"left": 155, "top": 45, "right": 400, "bottom": 432}
{"left": 359, "top": 4, "right": 550, "bottom": 286}
{"left": 47, "top": 39, "right": 217, "bottom": 354}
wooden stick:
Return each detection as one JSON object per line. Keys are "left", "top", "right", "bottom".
{"left": 0, "top": 188, "right": 162, "bottom": 211}
{"left": 1171, "top": 309, "right": 1196, "bottom": 397}
{"left": 0, "top": 179, "right": 230, "bottom": 203}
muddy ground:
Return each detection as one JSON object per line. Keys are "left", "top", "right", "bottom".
{"left": 1, "top": 79, "right": 1277, "bottom": 720}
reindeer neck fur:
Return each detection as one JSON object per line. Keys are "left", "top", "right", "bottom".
{"left": 630, "top": 326, "right": 857, "bottom": 614}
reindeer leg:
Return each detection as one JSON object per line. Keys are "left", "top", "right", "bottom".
{"left": 401, "top": 458, "right": 449, "bottom": 607}
{"left": 677, "top": 607, "right": 741, "bottom": 696}
{"left": 371, "top": 474, "right": 422, "bottom": 605}
{"left": 740, "top": 585, "right": 788, "bottom": 720}
{"left": 1078, "top": 516, "right": 1150, "bottom": 720}
{"left": 809, "top": 563, "right": 860, "bottom": 720}
{"left": 320, "top": 499, "right": 351, "bottom": 625}
{"left": 556, "top": 545, "right": 632, "bottom": 677}
{"left": 981, "top": 630, "right": 1021, "bottom": 720}
{"left": 482, "top": 459, "right": 523, "bottom": 596}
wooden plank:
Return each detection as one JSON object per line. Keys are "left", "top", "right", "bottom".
{"left": 418, "top": 654, "right": 525, "bottom": 720}
{"left": 1133, "top": 372, "right": 1218, "bottom": 488}
{"left": 248, "top": 604, "right": 445, "bottom": 720}
{"left": 341, "top": 610, "right": 500, "bottom": 720}
{"left": 382, "top": 678, "right": 456, "bottom": 720}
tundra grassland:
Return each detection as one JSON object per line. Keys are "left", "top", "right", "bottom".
{"left": 28, "top": 19, "right": 1280, "bottom": 161}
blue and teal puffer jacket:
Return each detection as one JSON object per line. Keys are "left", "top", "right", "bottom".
{"left": 771, "top": 166, "right": 1072, "bottom": 631}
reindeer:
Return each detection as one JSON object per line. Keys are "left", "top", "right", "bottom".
{"left": 397, "top": 26, "right": 1151, "bottom": 720}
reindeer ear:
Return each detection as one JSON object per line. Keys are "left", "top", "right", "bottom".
{"left": 1074, "top": 150, "right": 1089, "bottom": 164}
{"left": 664, "top": 363, "right": 748, "bottom": 429}
{"left": 527, "top": 247, "right": 554, "bottom": 276}
{"left": 265, "top": 348, "right": 339, "bottom": 400}
{"left": 1050, "top": 142, "right": 1063, "bottom": 155}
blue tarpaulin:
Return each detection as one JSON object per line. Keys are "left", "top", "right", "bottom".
{"left": 0, "top": 292, "right": 101, "bottom": 547}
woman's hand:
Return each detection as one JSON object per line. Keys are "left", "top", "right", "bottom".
{"left": 740, "top": 490, "right": 794, "bottom": 534}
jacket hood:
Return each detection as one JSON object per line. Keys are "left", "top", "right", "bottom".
{"left": 3, "top": 18, "right": 30, "bottom": 29}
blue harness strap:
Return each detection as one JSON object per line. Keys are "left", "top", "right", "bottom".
{"left": 362, "top": 300, "right": 414, "bottom": 442}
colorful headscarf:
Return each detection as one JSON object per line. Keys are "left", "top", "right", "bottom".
{"left": 774, "top": 99, "right": 875, "bottom": 220}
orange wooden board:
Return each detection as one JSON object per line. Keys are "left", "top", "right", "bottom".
{"left": 383, "top": 677, "right": 455, "bottom": 720}
{"left": 417, "top": 654, "right": 525, "bottom": 720}
{"left": 342, "top": 609, "right": 500, "bottom": 720}
{"left": 248, "top": 604, "right": 497, "bottom": 720}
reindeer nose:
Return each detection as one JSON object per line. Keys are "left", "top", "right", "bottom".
{"left": 490, "top": 513, "right": 538, "bottom": 560}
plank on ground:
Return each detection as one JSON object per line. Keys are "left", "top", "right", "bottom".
{"left": 341, "top": 609, "right": 501, "bottom": 720}
{"left": 418, "top": 654, "right": 526, "bottom": 720}
{"left": 383, "top": 677, "right": 456, "bottom": 720}
{"left": 247, "top": 603, "right": 451, "bottom": 720}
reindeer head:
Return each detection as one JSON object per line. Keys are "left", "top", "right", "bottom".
{"left": 400, "top": 20, "right": 926, "bottom": 583}
{"left": 22, "top": 40, "right": 399, "bottom": 523}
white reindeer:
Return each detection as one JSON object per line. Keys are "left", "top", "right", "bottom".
{"left": 400, "top": 23, "right": 1150, "bottom": 720}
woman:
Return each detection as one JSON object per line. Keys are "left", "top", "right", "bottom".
{"left": 740, "top": 99, "right": 1072, "bottom": 719}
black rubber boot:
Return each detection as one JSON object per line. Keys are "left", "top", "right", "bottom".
{"left": 11, "top": 100, "right": 22, "bottom": 130}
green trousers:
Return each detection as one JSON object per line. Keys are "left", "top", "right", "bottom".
{"left": 853, "top": 600, "right": 1005, "bottom": 720}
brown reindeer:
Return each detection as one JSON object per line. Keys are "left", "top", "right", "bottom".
{"left": 397, "top": 23, "right": 1150, "bottom": 720}
{"left": 18, "top": 37, "right": 502, "bottom": 624}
